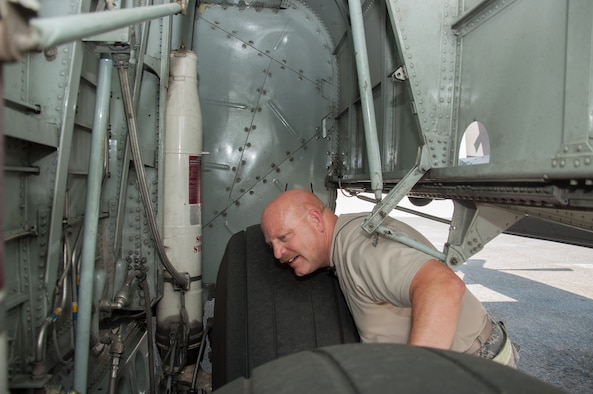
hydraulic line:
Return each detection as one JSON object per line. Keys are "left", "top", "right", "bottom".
{"left": 71, "top": 224, "right": 82, "bottom": 332}
{"left": 32, "top": 279, "right": 69, "bottom": 375}
{"left": 52, "top": 325, "right": 69, "bottom": 365}
{"left": 107, "top": 330, "right": 124, "bottom": 394}
{"left": 132, "top": 0, "right": 154, "bottom": 110}
{"left": 73, "top": 57, "right": 113, "bottom": 392}
{"left": 100, "top": 270, "right": 143, "bottom": 311}
{"left": 141, "top": 277, "right": 156, "bottom": 394}
{"left": 116, "top": 62, "right": 189, "bottom": 289}
{"left": 33, "top": 225, "right": 75, "bottom": 373}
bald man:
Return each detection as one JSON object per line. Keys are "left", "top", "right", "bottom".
{"left": 261, "top": 189, "right": 518, "bottom": 367}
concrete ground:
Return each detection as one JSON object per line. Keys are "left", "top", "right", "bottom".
{"left": 336, "top": 195, "right": 593, "bottom": 393}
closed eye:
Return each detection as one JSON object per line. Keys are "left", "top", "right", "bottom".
{"left": 265, "top": 235, "right": 287, "bottom": 249}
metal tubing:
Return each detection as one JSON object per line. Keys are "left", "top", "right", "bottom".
{"left": 33, "top": 239, "right": 70, "bottom": 370}
{"left": 355, "top": 193, "right": 451, "bottom": 225}
{"left": 363, "top": 145, "right": 431, "bottom": 234}
{"left": 73, "top": 58, "right": 113, "bottom": 392}
{"left": 27, "top": 3, "right": 183, "bottom": 51}
{"left": 347, "top": 0, "right": 384, "bottom": 201}
{"left": 377, "top": 225, "right": 447, "bottom": 262}
{"left": 117, "top": 63, "right": 189, "bottom": 288}
{"left": 141, "top": 278, "right": 156, "bottom": 394}
{"left": 43, "top": 39, "right": 83, "bottom": 316}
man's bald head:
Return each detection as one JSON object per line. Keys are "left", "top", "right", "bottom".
{"left": 260, "top": 189, "right": 337, "bottom": 276}
{"left": 261, "top": 189, "right": 325, "bottom": 225}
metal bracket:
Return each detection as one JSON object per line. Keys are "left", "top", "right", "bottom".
{"left": 173, "top": 272, "right": 191, "bottom": 291}
{"left": 321, "top": 112, "right": 334, "bottom": 139}
{"left": 362, "top": 145, "right": 432, "bottom": 234}
{"left": 444, "top": 201, "right": 525, "bottom": 268}
{"left": 389, "top": 65, "right": 408, "bottom": 82}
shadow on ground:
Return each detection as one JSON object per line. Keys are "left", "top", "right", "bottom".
{"left": 459, "top": 259, "right": 593, "bottom": 394}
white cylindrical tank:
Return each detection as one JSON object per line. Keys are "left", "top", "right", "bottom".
{"left": 157, "top": 49, "right": 203, "bottom": 354}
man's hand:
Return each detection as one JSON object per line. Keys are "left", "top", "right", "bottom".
{"left": 407, "top": 259, "right": 466, "bottom": 349}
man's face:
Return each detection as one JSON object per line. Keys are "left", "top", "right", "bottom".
{"left": 261, "top": 207, "right": 325, "bottom": 276}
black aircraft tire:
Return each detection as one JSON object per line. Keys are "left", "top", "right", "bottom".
{"left": 211, "top": 225, "right": 359, "bottom": 390}
{"left": 215, "top": 343, "right": 563, "bottom": 394}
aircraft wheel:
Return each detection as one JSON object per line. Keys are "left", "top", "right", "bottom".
{"left": 215, "top": 343, "right": 562, "bottom": 394}
{"left": 211, "top": 225, "right": 359, "bottom": 390}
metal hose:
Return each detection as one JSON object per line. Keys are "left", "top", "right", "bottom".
{"left": 116, "top": 63, "right": 189, "bottom": 289}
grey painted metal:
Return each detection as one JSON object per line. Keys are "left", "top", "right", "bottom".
{"left": 112, "top": 0, "right": 155, "bottom": 258}
{"left": 172, "top": 0, "right": 196, "bottom": 50}
{"left": 3, "top": 6, "right": 98, "bottom": 357}
{"left": 26, "top": 2, "right": 183, "bottom": 51}
{"left": 335, "top": 0, "right": 422, "bottom": 185}
{"left": 557, "top": 0, "right": 593, "bottom": 167}
{"left": 73, "top": 57, "right": 112, "bottom": 392}
{"left": 363, "top": 145, "right": 431, "bottom": 233}
{"left": 338, "top": 0, "right": 593, "bottom": 184}
{"left": 43, "top": 39, "right": 84, "bottom": 313}
{"left": 384, "top": 0, "right": 457, "bottom": 168}
{"left": 445, "top": 201, "right": 524, "bottom": 268}
{"left": 451, "top": 0, "right": 516, "bottom": 36}
{"left": 2, "top": 1, "right": 593, "bottom": 391}
{"left": 451, "top": 0, "right": 592, "bottom": 180}
{"left": 106, "top": 22, "right": 167, "bottom": 311}
{"left": 347, "top": 0, "right": 383, "bottom": 201}
{"left": 376, "top": 225, "right": 447, "bottom": 262}
{"left": 112, "top": 96, "right": 133, "bottom": 266}
{"left": 2, "top": 1, "right": 180, "bottom": 390}
{"left": 338, "top": 0, "right": 592, "bottom": 241}
{"left": 194, "top": 3, "right": 338, "bottom": 282}
{"left": 499, "top": 206, "right": 593, "bottom": 235}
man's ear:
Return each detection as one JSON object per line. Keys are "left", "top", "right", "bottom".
{"left": 308, "top": 209, "right": 325, "bottom": 232}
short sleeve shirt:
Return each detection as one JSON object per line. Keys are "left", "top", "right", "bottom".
{"left": 330, "top": 213, "right": 488, "bottom": 352}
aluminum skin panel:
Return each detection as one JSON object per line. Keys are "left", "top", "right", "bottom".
{"left": 195, "top": 3, "right": 338, "bottom": 282}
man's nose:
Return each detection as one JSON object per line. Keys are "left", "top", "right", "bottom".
{"left": 272, "top": 243, "right": 284, "bottom": 259}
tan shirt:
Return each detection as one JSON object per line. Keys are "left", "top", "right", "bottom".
{"left": 330, "top": 213, "right": 488, "bottom": 353}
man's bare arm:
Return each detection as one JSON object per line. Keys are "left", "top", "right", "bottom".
{"left": 407, "top": 259, "right": 466, "bottom": 349}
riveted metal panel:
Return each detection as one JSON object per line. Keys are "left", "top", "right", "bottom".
{"left": 195, "top": 2, "right": 338, "bottom": 282}
{"left": 456, "top": 0, "right": 566, "bottom": 164}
